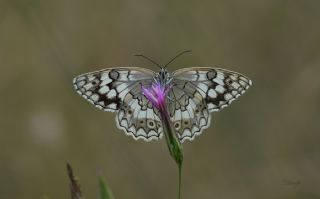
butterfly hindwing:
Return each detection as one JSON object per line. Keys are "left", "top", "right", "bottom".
{"left": 170, "top": 67, "right": 252, "bottom": 142}
{"left": 73, "top": 67, "right": 163, "bottom": 141}
{"left": 116, "top": 91, "right": 163, "bottom": 141}
{"left": 167, "top": 81, "right": 211, "bottom": 142}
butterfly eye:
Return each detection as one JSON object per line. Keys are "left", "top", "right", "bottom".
{"left": 184, "top": 121, "right": 189, "bottom": 125}
{"left": 139, "top": 120, "right": 144, "bottom": 124}
{"left": 127, "top": 110, "right": 132, "bottom": 115}
{"left": 157, "top": 122, "right": 161, "bottom": 128}
{"left": 195, "top": 109, "right": 200, "bottom": 114}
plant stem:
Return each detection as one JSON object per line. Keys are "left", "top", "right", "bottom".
{"left": 178, "top": 163, "right": 182, "bottom": 199}
{"left": 158, "top": 104, "right": 184, "bottom": 199}
{"left": 159, "top": 105, "right": 184, "bottom": 166}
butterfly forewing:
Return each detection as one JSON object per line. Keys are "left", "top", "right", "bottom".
{"left": 170, "top": 67, "right": 252, "bottom": 142}
{"left": 73, "top": 67, "right": 163, "bottom": 141}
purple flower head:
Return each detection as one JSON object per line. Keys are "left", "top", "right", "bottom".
{"left": 142, "top": 81, "right": 172, "bottom": 110}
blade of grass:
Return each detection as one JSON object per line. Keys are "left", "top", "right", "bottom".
{"left": 98, "top": 174, "right": 114, "bottom": 199}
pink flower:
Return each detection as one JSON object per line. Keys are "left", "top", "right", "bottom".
{"left": 141, "top": 82, "right": 172, "bottom": 110}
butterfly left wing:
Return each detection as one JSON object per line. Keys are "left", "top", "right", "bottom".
{"left": 169, "top": 67, "right": 252, "bottom": 142}
{"left": 73, "top": 67, "right": 163, "bottom": 141}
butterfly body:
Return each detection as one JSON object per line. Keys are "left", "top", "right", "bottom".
{"left": 153, "top": 68, "right": 172, "bottom": 87}
{"left": 73, "top": 66, "right": 252, "bottom": 142}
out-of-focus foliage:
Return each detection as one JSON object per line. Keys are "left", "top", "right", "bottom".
{"left": 67, "top": 163, "right": 82, "bottom": 199}
{"left": 66, "top": 163, "right": 114, "bottom": 199}
{"left": 0, "top": 0, "right": 320, "bottom": 199}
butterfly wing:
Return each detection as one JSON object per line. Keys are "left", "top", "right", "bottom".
{"left": 170, "top": 67, "right": 252, "bottom": 142}
{"left": 73, "top": 67, "right": 163, "bottom": 141}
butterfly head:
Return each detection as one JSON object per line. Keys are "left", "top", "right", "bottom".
{"left": 135, "top": 50, "right": 191, "bottom": 86}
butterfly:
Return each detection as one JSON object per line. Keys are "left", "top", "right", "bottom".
{"left": 73, "top": 51, "right": 252, "bottom": 142}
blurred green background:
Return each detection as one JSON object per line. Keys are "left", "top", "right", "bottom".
{"left": 1, "top": 0, "right": 320, "bottom": 198}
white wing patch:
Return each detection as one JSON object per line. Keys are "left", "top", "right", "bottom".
{"left": 73, "top": 67, "right": 163, "bottom": 141}
{"left": 171, "top": 67, "right": 252, "bottom": 142}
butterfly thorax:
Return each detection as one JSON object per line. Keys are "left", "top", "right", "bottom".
{"left": 155, "top": 68, "right": 172, "bottom": 87}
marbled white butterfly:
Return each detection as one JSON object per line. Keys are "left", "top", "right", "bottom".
{"left": 73, "top": 51, "right": 252, "bottom": 142}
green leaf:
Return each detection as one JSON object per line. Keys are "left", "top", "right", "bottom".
{"left": 98, "top": 175, "right": 114, "bottom": 199}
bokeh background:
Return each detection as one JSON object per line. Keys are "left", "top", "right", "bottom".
{"left": 1, "top": 0, "right": 320, "bottom": 198}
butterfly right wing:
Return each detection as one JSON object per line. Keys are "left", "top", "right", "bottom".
{"left": 73, "top": 67, "right": 163, "bottom": 141}
{"left": 170, "top": 67, "right": 252, "bottom": 142}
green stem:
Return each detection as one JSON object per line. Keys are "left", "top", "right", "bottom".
{"left": 159, "top": 105, "right": 184, "bottom": 165}
{"left": 178, "top": 163, "right": 182, "bottom": 199}
{"left": 158, "top": 104, "right": 184, "bottom": 199}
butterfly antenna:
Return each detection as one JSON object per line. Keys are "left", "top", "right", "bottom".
{"left": 164, "top": 50, "right": 192, "bottom": 68}
{"left": 134, "top": 54, "right": 162, "bottom": 69}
